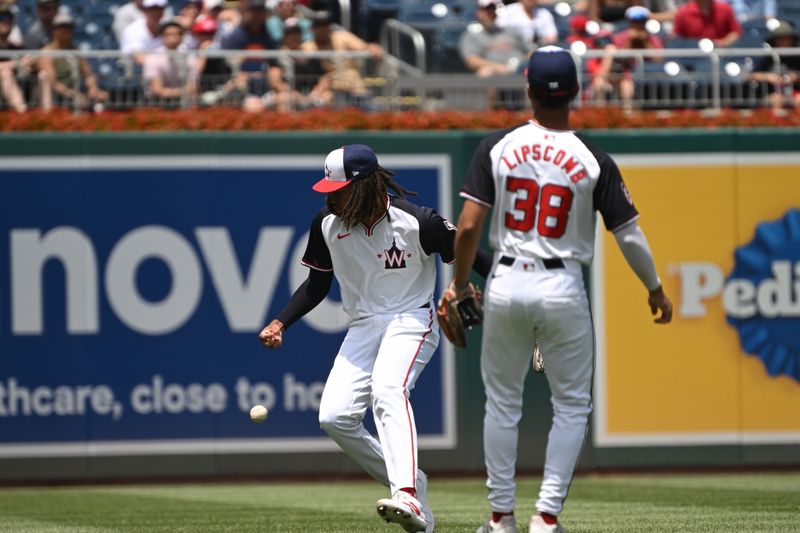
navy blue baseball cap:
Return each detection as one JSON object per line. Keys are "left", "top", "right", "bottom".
{"left": 313, "top": 144, "right": 379, "bottom": 193}
{"left": 526, "top": 46, "right": 579, "bottom": 99}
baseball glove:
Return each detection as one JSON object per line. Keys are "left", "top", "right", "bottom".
{"left": 437, "top": 281, "right": 483, "bottom": 348}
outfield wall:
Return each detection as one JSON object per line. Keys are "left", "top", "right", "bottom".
{"left": 1, "top": 130, "right": 798, "bottom": 481}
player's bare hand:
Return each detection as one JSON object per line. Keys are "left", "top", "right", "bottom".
{"left": 258, "top": 319, "right": 285, "bottom": 349}
{"left": 648, "top": 286, "right": 672, "bottom": 324}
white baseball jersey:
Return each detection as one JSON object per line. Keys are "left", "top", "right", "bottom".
{"left": 460, "top": 120, "right": 639, "bottom": 264}
{"left": 462, "top": 120, "right": 640, "bottom": 517}
{"left": 302, "top": 195, "right": 456, "bottom": 320}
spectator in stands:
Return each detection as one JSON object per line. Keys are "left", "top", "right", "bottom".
{"left": 567, "top": 15, "right": 614, "bottom": 98}
{"left": 589, "top": 0, "right": 676, "bottom": 24}
{"left": 281, "top": 21, "right": 330, "bottom": 106}
{"left": 222, "top": 0, "right": 296, "bottom": 110}
{"left": 113, "top": 0, "right": 174, "bottom": 45}
{"left": 201, "top": 0, "right": 237, "bottom": 41}
{"left": 0, "top": 0, "right": 23, "bottom": 46}
{"left": 177, "top": 0, "right": 203, "bottom": 48}
{"left": 0, "top": 4, "right": 25, "bottom": 112}
{"left": 673, "top": 0, "right": 741, "bottom": 47}
{"left": 121, "top": 0, "right": 175, "bottom": 56}
{"left": 588, "top": 0, "right": 635, "bottom": 23}
{"left": 202, "top": 0, "right": 223, "bottom": 18}
{"left": 301, "top": 11, "right": 383, "bottom": 107}
{"left": 459, "top": 0, "right": 531, "bottom": 78}
{"left": 192, "top": 15, "right": 236, "bottom": 105}
{"left": 38, "top": 12, "right": 108, "bottom": 112}
{"left": 496, "top": 0, "right": 558, "bottom": 45}
{"left": 643, "top": 0, "right": 678, "bottom": 23}
{"left": 144, "top": 20, "right": 198, "bottom": 107}
{"left": 178, "top": 1, "right": 202, "bottom": 30}
{"left": 537, "top": 0, "right": 589, "bottom": 12}
{"left": 593, "top": 6, "right": 663, "bottom": 109}
{"left": 729, "top": 0, "right": 776, "bottom": 24}
{"left": 22, "top": 0, "right": 58, "bottom": 50}
{"left": 267, "top": 0, "right": 312, "bottom": 43}
{"left": 181, "top": 0, "right": 202, "bottom": 23}
{"left": 203, "top": 0, "right": 240, "bottom": 33}
{"left": 749, "top": 20, "right": 800, "bottom": 113}
{"left": 566, "top": 13, "right": 593, "bottom": 48}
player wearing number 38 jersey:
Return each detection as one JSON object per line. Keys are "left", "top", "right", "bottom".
{"left": 460, "top": 116, "right": 636, "bottom": 263}
{"left": 452, "top": 47, "right": 673, "bottom": 533}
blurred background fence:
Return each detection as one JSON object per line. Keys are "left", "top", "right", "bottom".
{"left": 1, "top": 47, "right": 799, "bottom": 111}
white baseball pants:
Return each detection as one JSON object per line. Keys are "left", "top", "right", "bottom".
{"left": 318, "top": 305, "right": 438, "bottom": 494}
{"left": 480, "top": 255, "right": 594, "bottom": 516}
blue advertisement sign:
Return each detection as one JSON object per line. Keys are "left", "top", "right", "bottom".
{"left": 0, "top": 155, "right": 454, "bottom": 457}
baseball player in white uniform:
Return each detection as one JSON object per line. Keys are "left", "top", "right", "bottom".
{"left": 451, "top": 47, "right": 673, "bottom": 533}
{"left": 259, "top": 144, "right": 490, "bottom": 533}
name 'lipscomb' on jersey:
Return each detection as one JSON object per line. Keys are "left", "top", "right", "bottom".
{"left": 500, "top": 142, "right": 588, "bottom": 184}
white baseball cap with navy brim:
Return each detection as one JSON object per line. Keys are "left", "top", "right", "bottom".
{"left": 312, "top": 144, "right": 379, "bottom": 193}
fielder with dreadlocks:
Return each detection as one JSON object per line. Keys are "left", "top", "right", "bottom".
{"left": 259, "top": 144, "right": 491, "bottom": 533}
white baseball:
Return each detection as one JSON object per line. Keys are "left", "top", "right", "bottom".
{"left": 249, "top": 404, "right": 268, "bottom": 423}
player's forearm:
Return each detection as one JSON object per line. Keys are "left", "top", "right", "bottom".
{"left": 614, "top": 222, "right": 661, "bottom": 291}
{"left": 454, "top": 202, "right": 487, "bottom": 287}
{"left": 454, "top": 228, "right": 480, "bottom": 287}
{"left": 275, "top": 269, "right": 333, "bottom": 329}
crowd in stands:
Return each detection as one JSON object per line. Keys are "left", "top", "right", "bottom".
{"left": 0, "top": 0, "right": 797, "bottom": 112}
{"left": 0, "top": 0, "right": 385, "bottom": 111}
{"left": 457, "top": 0, "right": 799, "bottom": 111}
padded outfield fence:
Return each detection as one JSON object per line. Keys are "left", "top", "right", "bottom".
{"left": 1, "top": 129, "right": 799, "bottom": 482}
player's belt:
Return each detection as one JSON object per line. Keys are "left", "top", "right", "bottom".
{"left": 499, "top": 255, "right": 565, "bottom": 270}
{"left": 419, "top": 302, "right": 430, "bottom": 309}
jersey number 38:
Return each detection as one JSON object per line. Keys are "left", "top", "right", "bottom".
{"left": 504, "top": 177, "right": 573, "bottom": 238}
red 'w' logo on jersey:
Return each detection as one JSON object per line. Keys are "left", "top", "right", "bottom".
{"left": 384, "top": 238, "right": 407, "bottom": 269}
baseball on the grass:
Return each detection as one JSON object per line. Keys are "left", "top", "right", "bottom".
{"left": 249, "top": 405, "right": 268, "bottom": 423}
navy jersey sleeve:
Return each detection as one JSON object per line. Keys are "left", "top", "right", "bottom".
{"left": 391, "top": 198, "right": 456, "bottom": 262}
{"left": 579, "top": 135, "right": 639, "bottom": 231}
{"left": 276, "top": 268, "right": 333, "bottom": 329}
{"left": 460, "top": 127, "right": 519, "bottom": 208}
{"left": 461, "top": 136, "right": 498, "bottom": 208}
{"left": 418, "top": 208, "right": 458, "bottom": 263}
{"left": 301, "top": 209, "right": 333, "bottom": 272}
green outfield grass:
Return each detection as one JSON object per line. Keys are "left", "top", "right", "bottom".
{"left": 1, "top": 473, "right": 798, "bottom": 532}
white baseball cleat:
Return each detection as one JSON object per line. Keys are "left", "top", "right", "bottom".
{"left": 476, "top": 514, "right": 516, "bottom": 533}
{"left": 529, "top": 513, "right": 566, "bottom": 533}
{"left": 416, "top": 470, "right": 435, "bottom": 533}
{"left": 376, "top": 491, "right": 427, "bottom": 532}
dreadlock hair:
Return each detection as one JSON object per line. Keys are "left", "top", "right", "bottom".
{"left": 329, "top": 166, "right": 417, "bottom": 229}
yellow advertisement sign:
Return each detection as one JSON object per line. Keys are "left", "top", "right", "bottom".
{"left": 592, "top": 154, "right": 800, "bottom": 446}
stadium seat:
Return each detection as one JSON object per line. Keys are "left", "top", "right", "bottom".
{"left": 398, "top": 0, "right": 459, "bottom": 29}
{"left": 741, "top": 18, "right": 770, "bottom": 34}
{"left": 731, "top": 32, "right": 767, "bottom": 49}
{"left": 777, "top": 0, "right": 800, "bottom": 20}
{"left": 436, "top": 24, "right": 470, "bottom": 73}
{"left": 360, "top": 0, "right": 404, "bottom": 42}
{"left": 664, "top": 36, "right": 701, "bottom": 48}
